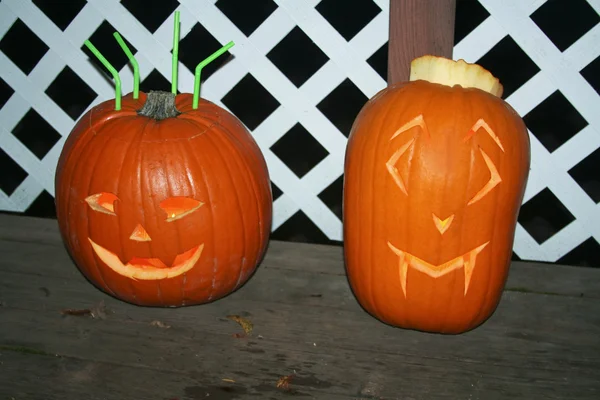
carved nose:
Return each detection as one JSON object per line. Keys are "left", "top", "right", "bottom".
{"left": 129, "top": 224, "right": 152, "bottom": 242}
{"left": 432, "top": 213, "right": 454, "bottom": 235}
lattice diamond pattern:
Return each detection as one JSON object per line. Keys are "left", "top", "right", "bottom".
{"left": 0, "top": 0, "right": 599, "bottom": 267}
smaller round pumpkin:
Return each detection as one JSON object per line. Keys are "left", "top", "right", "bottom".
{"left": 343, "top": 55, "right": 530, "bottom": 334}
{"left": 55, "top": 91, "right": 272, "bottom": 307}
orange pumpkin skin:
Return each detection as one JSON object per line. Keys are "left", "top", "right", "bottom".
{"left": 55, "top": 92, "right": 272, "bottom": 307}
{"left": 343, "top": 80, "right": 530, "bottom": 334}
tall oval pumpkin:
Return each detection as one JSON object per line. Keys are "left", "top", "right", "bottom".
{"left": 343, "top": 56, "right": 530, "bottom": 333}
{"left": 55, "top": 91, "right": 272, "bottom": 307}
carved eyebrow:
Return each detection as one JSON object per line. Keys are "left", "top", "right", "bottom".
{"left": 464, "top": 118, "right": 504, "bottom": 152}
{"left": 390, "top": 114, "right": 430, "bottom": 141}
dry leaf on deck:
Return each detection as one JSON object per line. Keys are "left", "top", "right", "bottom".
{"left": 150, "top": 320, "right": 171, "bottom": 329}
{"left": 276, "top": 374, "right": 295, "bottom": 390}
{"left": 226, "top": 315, "right": 253, "bottom": 336}
{"left": 61, "top": 300, "right": 107, "bottom": 320}
{"left": 61, "top": 308, "right": 92, "bottom": 317}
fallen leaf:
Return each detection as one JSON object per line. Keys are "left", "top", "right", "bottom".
{"left": 150, "top": 320, "right": 171, "bottom": 329}
{"left": 61, "top": 308, "right": 92, "bottom": 317}
{"left": 61, "top": 300, "right": 107, "bottom": 320}
{"left": 222, "top": 378, "right": 236, "bottom": 383}
{"left": 226, "top": 315, "right": 253, "bottom": 336}
{"left": 276, "top": 374, "right": 295, "bottom": 390}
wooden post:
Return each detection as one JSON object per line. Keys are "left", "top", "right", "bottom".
{"left": 387, "top": 0, "right": 457, "bottom": 84}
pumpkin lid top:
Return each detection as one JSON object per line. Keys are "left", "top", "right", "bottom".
{"left": 410, "top": 55, "right": 504, "bottom": 98}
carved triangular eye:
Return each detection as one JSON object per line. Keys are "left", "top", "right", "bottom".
{"left": 468, "top": 147, "right": 502, "bottom": 205}
{"left": 160, "top": 197, "right": 203, "bottom": 222}
{"left": 85, "top": 193, "right": 119, "bottom": 215}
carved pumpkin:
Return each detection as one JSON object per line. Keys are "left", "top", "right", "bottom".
{"left": 343, "top": 56, "right": 530, "bottom": 334}
{"left": 55, "top": 91, "right": 272, "bottom": 307}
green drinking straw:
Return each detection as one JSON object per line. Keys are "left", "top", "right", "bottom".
{"left": 113, "top": 32, "right": 139, "bottom": 99}
{"left": 171, "top": 11, "right": 180, "bottom": 94}
{"left": 193, "top": 41, "right": 235, "bottom": 109}
{"left": 84, "top": 40, "right": 121, "bottom": 110}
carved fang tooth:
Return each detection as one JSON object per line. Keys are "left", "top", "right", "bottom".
{"left": 388, "top": 241, "right": 409, "bottom": 297}
{"left": 399, "top": 255, "right": 409, "bottom": 297}
{"left": 463, "top": 257, "right": 474, "bottom": 295}
{"left": 463, "top": 242, "right": 489, "bottom": 295}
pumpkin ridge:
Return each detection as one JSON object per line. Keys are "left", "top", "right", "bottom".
{"left": 141, "top": 122, "right": 168, "bottom": 307}
{"left": 160, "top": 121, "right": 181, "bottom": 269}
{"left": 218, "top": 123, "right": 257, "bottom": 290}
{"left": 174, "top": 139, "right": 197, "bottom": 304}
{"left": 378, "top": 87, "right": 415, "bottom": 322}
{"left": 200, "top": 165, "right": 219, "bottom": 301}
{"left": 178, "top": 121, "right": 219, "bottom": 298}
{"left": 81, "top": 124, "right": 135, "bottom": 296}
{"left": 135, "top": 120, "right": 163, "bottom": 305}
{"left": 116, "top": 123, "right": 148, "bottom": 302}
{"left": 177, "top": 138, "right": 214, "bottom": 299}
{"left": 132, "top": 119, "right": 148, "bottom": 305}
{"left": 209, "top": 115, "right": 269, "bottom": 288}
{"left": 455, "top": 89, "right": 490, "bottom": 331}
{"left": 436, "top": 87, "right": 460, "bottom": 332}
{"left": 201, "top": 120, "right": 249, "bottom": 296}
{"left": 67, "top": 137, "right": 114, "bottom": 295}
{"left": 472, "top": 92, "right": 512, "bottom": 328}
{"left": 405, "top": 84, "right": 441, "bottom": 263}
{"left": 82, "top": 126, "right": 125, "bottom": 298}
{"left": 370, "top": 89, "right": 400, "bottom": 320}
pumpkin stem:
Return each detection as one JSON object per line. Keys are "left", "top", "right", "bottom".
{"left": 138, "top": 91, "right": 181, "bottom": 120}
{"left": 410, "top": 55, "right": 504, "bottom": 98}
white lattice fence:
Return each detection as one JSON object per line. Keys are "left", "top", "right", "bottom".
{"left": 0, "top": 0, "right": 599, "bottom": 266}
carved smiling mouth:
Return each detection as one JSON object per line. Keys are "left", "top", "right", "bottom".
{"left": 387, "top": 241, "right": 489, "bottom": 297}
{"left": 88, "top": 238, "right": 204, "bottom": 280}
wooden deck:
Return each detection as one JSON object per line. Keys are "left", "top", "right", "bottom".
{"left": 0, "top": 214, "right": 599, "bottom": 399}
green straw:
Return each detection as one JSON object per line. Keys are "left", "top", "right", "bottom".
{"left": 171, "top": 10, "right": 180, "bottom": 94}
{"left": 193, "top": 41, "right": 235, "bottom": 109}
{"left": 84, "top": 40, "right": 121, "bottom": 110}
{"left": 113, "top": 32, "right": 139, "bottom": 99}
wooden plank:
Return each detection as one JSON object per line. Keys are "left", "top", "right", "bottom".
{"left": 1, "top": 242, "right": 600, "bottom": 399}
{"left": 387, "top": 0, "right": 457, "bottom": 84}
{"left": 1, "top": 294, "right": 599, "bottom": 399}
{"left": 508, "top": 260, "right": 600, "bottom": 298}
{"left": 0, "top": 351, "right": 353, "bottom": 400}
{"left": 0, "top": 212, "right": 62, "bottom": 246}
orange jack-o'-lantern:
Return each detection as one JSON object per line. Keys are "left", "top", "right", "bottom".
{"left": 343, "top": 56, "right": 530, "bottom": 334}
{"left": 55, "top": 91, "right": 272, "bottom": 307}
